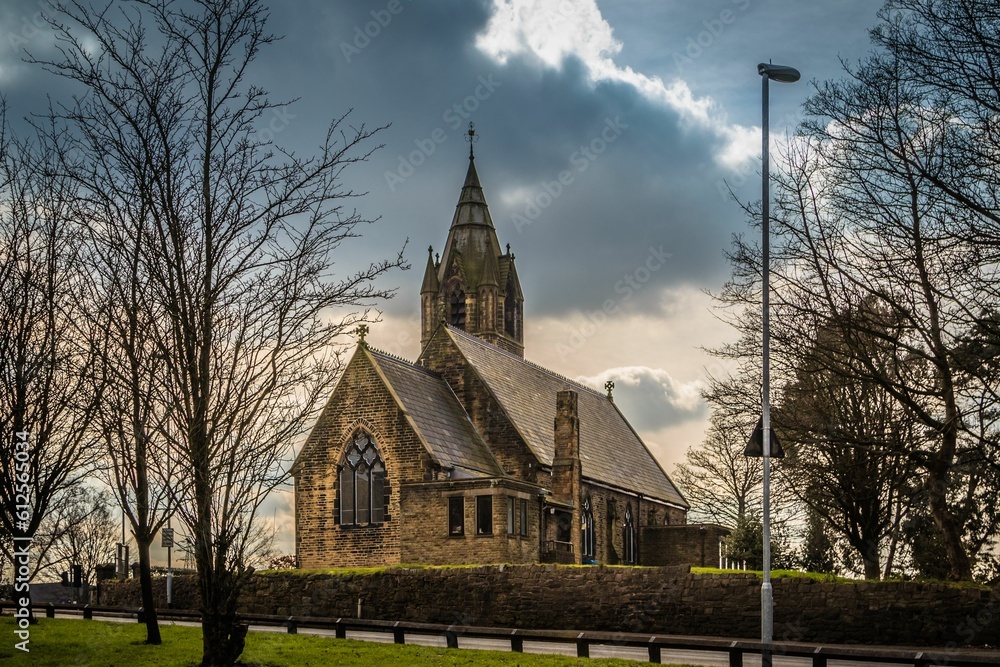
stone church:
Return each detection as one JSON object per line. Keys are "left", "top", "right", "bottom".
{"left": 293, "top": 139, "right": 726, "bottom": 569}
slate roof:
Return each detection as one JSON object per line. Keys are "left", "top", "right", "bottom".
{"left": 365, "top": 347, "right": 502, "bottom": 478}
{"left": 443, "top": 327, "right": 688, "bottom": 507}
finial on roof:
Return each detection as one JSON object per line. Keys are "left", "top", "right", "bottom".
{"left": 356, "top": 323, "right": 369, "bottom": 347}
{"left": 466, "top": 122, "right": 478, "bottom": 159}
{"left": 506, "top": 243, "right": 511, "bottom": 255}
{"left": 435, "top": 252, "right": 440, "bottom": 264}
{"left": 428, "top": 245, "right": 433, "bottom": 255}
{"left": 605, "top": 380, "right": 615, "bottom": 400}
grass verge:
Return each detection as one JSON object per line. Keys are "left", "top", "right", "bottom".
{"left": 0, "top": 617, "right": 698, "bottom": 666}
{"left": 691, "top": 567, "right": 857, "bottom": 583}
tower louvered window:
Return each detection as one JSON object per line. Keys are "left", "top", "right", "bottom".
{"left": 338, "top": 431, "right": 385, "bottom": 526}
{"left": 450, "top": 289, "right": 466, "bottom": 329}
{"left": 504, "top": 286, "right": 518, "bottom": 339}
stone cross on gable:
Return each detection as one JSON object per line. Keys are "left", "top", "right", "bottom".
{"left": 356, "top": 324, "right": 369, "bottom": 346}
{"left": 605, "top": 380, "right": 614, "bottom": 400}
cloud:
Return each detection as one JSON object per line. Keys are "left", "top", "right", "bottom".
{"left": 576, "top": 365, "right": 706, "bottom": 431}
{"left": 475, "top": 0, "right": 757, "bottom": 168}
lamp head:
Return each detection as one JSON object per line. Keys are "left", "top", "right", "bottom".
{"left": 758, "top": 63, "right": 800, "bottom": 83}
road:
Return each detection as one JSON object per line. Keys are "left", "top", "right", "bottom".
{"left": 56, "top": 612, "right": 896, "bottom": 667}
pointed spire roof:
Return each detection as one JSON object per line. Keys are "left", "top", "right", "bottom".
{"left": 420, "top": 245, "right": 439, "bottom": 294}
{"left": 449, "top": 154, "right": 494, "bottom": 229}
{"left": 437, "top": 130, "right": 503, "bottom": 289}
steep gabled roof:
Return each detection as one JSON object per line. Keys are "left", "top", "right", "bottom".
{"left": 442, "top": 326, "right": 687, "bottom": 507}
{"left": 365, "top": 347, "right": 502, "bottom": 478}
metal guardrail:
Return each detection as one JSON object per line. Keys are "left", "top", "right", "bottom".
{"left": 1, "top": 600, "right": 996, "bottom": 667}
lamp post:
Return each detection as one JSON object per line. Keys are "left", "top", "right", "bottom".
{"left": 758, "top": 61, "right": 799, "bottom": 661}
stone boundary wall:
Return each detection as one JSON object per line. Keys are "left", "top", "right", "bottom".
{"left": 99, "top": 565, "right": 1000, "bottom": 647}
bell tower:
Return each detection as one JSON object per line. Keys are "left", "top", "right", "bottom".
{"left": 421, "top": 124, "right": 524, "bottom": 357}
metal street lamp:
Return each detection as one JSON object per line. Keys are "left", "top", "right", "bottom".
{"left": 757, "top": 60, "right": 799, "bottom": 663}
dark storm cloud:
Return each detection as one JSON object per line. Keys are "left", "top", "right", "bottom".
{"left": 270, "top": 0, "right": 763, "bottom": 319}
{"left": 578, "top": 366, "right": 707, "bottom": 431}
{"left": 0, "top": 0, "right": 880, "bottom": 321}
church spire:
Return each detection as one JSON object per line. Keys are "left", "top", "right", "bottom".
{"left": 420, "top": 131, "right": 524, "bottom": 358}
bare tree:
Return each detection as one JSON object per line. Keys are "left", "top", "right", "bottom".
{"left": 32, "top": 2, "right": 405, "bottom": 664}
{"left": 77, "top": 146, "right": 178, "bottom": 644}
{"left": 43, "top": 486, "right": 119, "bottom": 603}
{"left": 0, "top": 102, "right": 101, "bottom": 616}
{"left": 675, "top": 409, "right": 763, "bottom": 527}
{"left": 774, "top": 313, "right": 921, "bottom": 579}
{"left": 725, "top": 47, "right": 996, "bottom": 579}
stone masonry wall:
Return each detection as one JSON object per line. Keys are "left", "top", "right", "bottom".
{"left": 100, "top": 566, "right": 1000, "bottom": 647}
{"left": 642, "top": 524, "right": 730, "bottom": 567}
{"left": 294, "top": 349, "right": 433, "bottom": 568}
{"left": 399, "top": 479, "right": 540, "bottom": 564}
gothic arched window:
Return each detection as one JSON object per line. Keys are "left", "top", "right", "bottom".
{"left": 623, "top": 503, "right": 636, "bottom": 564}
{"left": 581, "top": 496, "right": 595, "bottom": 560}
{"left": 338, "top": 431, "right": 385, "bottom": 526}
{"left": 449, "top": 288, "right": 466, "bottom": 329}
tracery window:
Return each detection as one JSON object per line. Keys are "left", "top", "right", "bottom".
{"left": 623, "top": 503, "right": 636, "bottom": 564}
{"left": 581, "top": 496, "right": 595, "bottom": 559}
{"left": 338, "top": 431, "right": 385, "bottom": 526}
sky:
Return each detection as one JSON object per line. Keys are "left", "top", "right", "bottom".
{"left": 1, "top": 0, "right": 883, "bottom": 561}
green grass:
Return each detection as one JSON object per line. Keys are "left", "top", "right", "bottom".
{"left": 262, "top": 563, "right": 666, "bottom": 577}
{"left": 0, "top": 617, "right": 698, "bottom": 666}
{"left": 690, "top": 566, "right": 856, "bottom": 582}
{"left": 260, "top": 562, "right": 491, "bottom": 576}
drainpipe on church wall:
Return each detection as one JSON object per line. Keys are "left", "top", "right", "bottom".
{"left": 538, "top": 492, "right": 545, "bottom": 559}
{"left": 636, "top": 492, "right": 643, "bottom": 566}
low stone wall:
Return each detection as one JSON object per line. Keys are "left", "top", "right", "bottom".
{"left": 100, "top": 565, "right": 1000, "bottom": 647}
{"left": 641, "top": 524, "right": 729, "bottom": 567}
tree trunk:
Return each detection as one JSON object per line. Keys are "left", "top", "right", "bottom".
{"left": 927, "top": 463, "right": 974, "bottom": 581}
{"left": 136, "top": 535, "right": 161, "bottom": 644}
{"left": 861, "top": 553, "right": 881, "bottom": 580}
{"left": 199, "top": 566, "right": 247, "bottom": 667}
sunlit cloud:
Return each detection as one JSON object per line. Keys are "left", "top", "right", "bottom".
{"left": 475, "top": 0, "right": 758, "bottom": 167}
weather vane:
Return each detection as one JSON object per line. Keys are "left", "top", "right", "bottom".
{"left": 466, "top": 122, "right": 478, "bottom": 159}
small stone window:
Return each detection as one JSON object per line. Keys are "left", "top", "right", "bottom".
{"left": 476, "top": 495, "right": 493, "bottom": 535}
{"left": 507, "top": 497, "right": 516, "bottom": 535}
{"left": 623, "top": 503, "right": 636, "bottom": 564}
{"left": 449, "top": 497, "right": 464, "bottom": 536}
{"left": 581, "top": 496, "right": 595, "bottom": 559}
{"left": 337, "top": 431, "right": 385, "bottom": 527}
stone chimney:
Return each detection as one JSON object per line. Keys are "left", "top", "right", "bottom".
{"left": 550, "top": 390, "right": 581, "bottom": 562}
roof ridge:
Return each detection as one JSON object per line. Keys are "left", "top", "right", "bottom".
{"left": 366, "top": 346, "right": 419, "bottom": 368}
{"left": 444, "top": 325, "right": 605, "bottom": 399}
{"left": 367, "top": 347, "right": 446, "bottom": 379}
